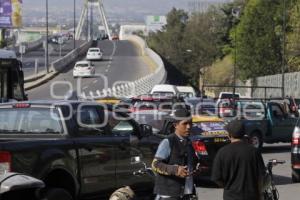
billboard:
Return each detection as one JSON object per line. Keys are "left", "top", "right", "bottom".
{"left": 0, "top": 0, "right": 22, "bottom": 28}
{"left": 145, "top": 15, "right": 167, "bottom": 34}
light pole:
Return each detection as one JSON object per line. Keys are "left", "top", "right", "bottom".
{"left": 281, "top": 0, "right": 286, "bottom": 98}
{"left": 73, "top": 0, "right": 76, "bottom": 49}
{"left": 45, "top": 0, "right": 49, "bottom": 73}
{"left": 232, "top": 7, "right": 241, "bottom": 95}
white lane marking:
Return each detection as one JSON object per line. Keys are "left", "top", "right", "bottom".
{"left": 110, "top": 40, "right": 117, "bottom": 58}
{"left": 93, "top": 80, "right": 98, "bottom": 84}
{"left": 83, "top": 86, "right": 88, "bottom": 90}
{"left": 105, "top": 69, "right": 109, "bottom": 72}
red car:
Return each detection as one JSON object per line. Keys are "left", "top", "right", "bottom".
{"left": 111, "top": 34, "right": 119, "bottom": 40}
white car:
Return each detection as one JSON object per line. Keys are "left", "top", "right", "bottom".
{"left": 86, "top": 48, "right": 103, "bottom": 60}
{"left": 176, "top": 86, "right": 196, "bottom": 97}
{"left": 150, "top": 84, "right": 178, "bottom": 97}
{"left": 73, "top": 61, "right": 95, "bottom": 78}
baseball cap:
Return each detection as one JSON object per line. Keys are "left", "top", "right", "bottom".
{"left": 171, "top": 109, "right": 192, "bottom": 122}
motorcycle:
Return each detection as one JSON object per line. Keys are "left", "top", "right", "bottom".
{"left": 0, "top": 172, "right": 44, "bottom": 200}
{"left": 263, "top": 159, "right": 285, "bottom": 200}
{"left": 132, "top": 157, "right": 199, "bottom": 200}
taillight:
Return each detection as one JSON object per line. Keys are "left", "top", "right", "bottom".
{"left": 0, "top": 151, "right": 11, "bottom": 174}
{"left": 292, "top": 127, "right": 300, "bottom": 145}
{"left": 192, "top": 141, "right": 208, "bottom": 155}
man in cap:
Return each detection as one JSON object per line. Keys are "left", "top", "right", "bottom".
{"left": 211, "top": 119, "right": 266, "bottom": 200}
{"left": 152, "top": 109, "right": 198, "bottom": 200}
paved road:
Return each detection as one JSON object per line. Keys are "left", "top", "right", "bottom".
{"left": 27, "top": 40, "right": 152, "bottom": 100}
{"left": 20, "top": 39, "right": 85, "bottom": 78}
{"left": 196, "top": 143, "right": 299, "bottom": 199}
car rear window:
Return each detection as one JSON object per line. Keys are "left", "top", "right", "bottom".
{"left": 89, "top": 49, "right": 100, "bottom": 52}
{"left": 76, "top": 64, "right": 89, "bottom": 68}
{"left": 190, "top": 121, "right": 228, "bottom": 136}
{"left": 220, "top": 94, "right": 240, "bottom": 99}
{"left": 0, "top": 108, "right": 63, "bottom": 134}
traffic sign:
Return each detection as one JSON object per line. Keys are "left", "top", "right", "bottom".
{"left": 19, "top": 45, "right": 25, "bottom": 54}
{"left": 58, "top": 37, "right": 63, "bottom": 45}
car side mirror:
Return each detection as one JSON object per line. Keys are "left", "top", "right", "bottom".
{"left": 139, "top": 124, "right": 153, "bottom": 137}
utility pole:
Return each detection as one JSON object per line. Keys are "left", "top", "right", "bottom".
{"left": 45, "top": 0, "right": 49, "bottom": 73}
{"left": 73, "top": 0, "right": 76, "bottom": 49}
{"left": 281, "top": 0, "right": 286, "bottom": 98}
{"left": 91, "top": 4, "right": 93, "bottom": 40}
{"left": 232, "top": 7, "right": 241, "bottom": 95}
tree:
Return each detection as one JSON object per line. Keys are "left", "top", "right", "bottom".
{"left": 287, "top": 0, "right": 300, "bottom": 70}
{"left": 234, "top": 0, "right": 282, "bottom": 80}
{"left": 181, "top": 7, "right": 224, "bottom": 86}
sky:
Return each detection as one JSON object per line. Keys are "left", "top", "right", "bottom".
{"left": 21, "top": 0, "right": 230, "bottom": 23}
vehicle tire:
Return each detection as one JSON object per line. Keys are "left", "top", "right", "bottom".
{"left": 249, "top": 132, "right": 263, "bottom": 149}
{"left": 109, "top": 186, "right": 135, "bottom": 200}
{"left": 292, "top": 169, "right": 300, "bottom": 183}
{"left": 43, "top": 188, "right": 73, "bottom": 200}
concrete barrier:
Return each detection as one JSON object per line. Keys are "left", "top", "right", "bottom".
{"left": 24, "top": 40, "right": 92, "bottom": 90}
{"left": 52, "top": 40, "right": 92, "bottom": 72}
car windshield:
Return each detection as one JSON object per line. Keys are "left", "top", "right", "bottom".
{"left": 0, "top": 108, "right": 63, "bottom": 134}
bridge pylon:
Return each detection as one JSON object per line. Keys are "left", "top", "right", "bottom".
{"left": 75, "top": 0, "right": 111, "bottom": 40}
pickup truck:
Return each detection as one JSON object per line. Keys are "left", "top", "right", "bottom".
{"left": 218, "top": 99, "right": 298, "bottom": 148}
{"left": 0, "top": 100, "right": 160, "bottom": 200}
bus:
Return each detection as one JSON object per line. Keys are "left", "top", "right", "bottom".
{"left": 0, "top": 49, "right": 27, "bottom": 102}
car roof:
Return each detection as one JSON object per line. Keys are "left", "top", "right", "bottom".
{"left": 176, "top": 86, "right": 195, "bottom": 93}
{"left": 0, "top": 100, "right": 113, "bottom": 107}
{"left": 88, "top": 48, "right": 100, "bottom": 50}
{"left": 0, "top": 49, "right": 17, "bottom": 59}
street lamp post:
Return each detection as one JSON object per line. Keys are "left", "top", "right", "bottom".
{"left": 232, "top": 7, "right": 241, "bottom": 95}
{"left": 45, "top": 0, "right": 49, "bottom": 73}
{"left": 73, "top": 0, "right": 76, "bottom": 49}
{"left": 281, "top": 0, "right": 286, "bottom": 98}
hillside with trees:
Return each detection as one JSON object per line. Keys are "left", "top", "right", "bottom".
{"left": 147, "top": 0, "right": 300, "bottom": 91}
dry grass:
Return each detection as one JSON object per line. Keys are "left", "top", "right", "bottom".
{"left": 203, "top": 55, "right": 234, "bottom": 97}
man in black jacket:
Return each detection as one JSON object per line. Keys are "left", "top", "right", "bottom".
{"left": 152, "top": 109, "right": 197, "bottom": 200}
{"left": 211, "top": 119, "right": 266, "bottom": 200}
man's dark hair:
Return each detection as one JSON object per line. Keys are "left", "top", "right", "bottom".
{"left": 224, "top": 119, "right": 245, "bottom": 139}
{"left": 171, "top": 109, "right": 192, "bottom": 123}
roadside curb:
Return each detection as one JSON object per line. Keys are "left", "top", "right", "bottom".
{"left": 24, "top": 73, "right": 47, "bottom": 83}
{"left": 24, "top": 70, "right": 58, "bottom": 91}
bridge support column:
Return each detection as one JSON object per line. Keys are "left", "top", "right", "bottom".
{"left": 75, "top": 0, "right": 111, "bottom": 40}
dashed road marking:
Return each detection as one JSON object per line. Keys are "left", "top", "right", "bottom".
{"left": 93, "top": 80, "right": 98, "bottom": 84}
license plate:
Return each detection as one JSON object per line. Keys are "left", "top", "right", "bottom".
{"left": 214, "top": 138, "right": 227, "bottom": 143}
